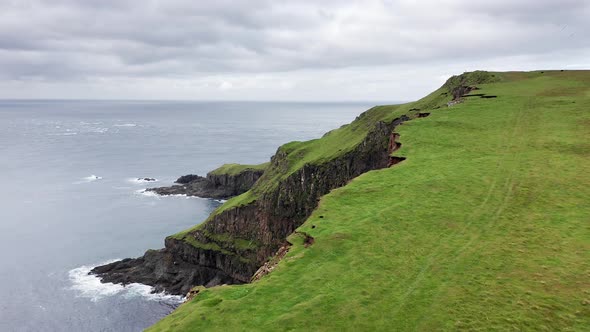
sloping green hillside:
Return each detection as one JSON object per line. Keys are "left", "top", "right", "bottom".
{"left": 150, "top": 71, "right": 590, "bottom": 331}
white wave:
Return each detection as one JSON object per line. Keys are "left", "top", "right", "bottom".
{"left": 127, "top": 177, "right": 158, "bottom": 184}
{"left": 84, "top": 175, "right": 102, "bottom": 181}
{"left": 135, "top": 189, "right": 201, "bottom": 200}
{"left": 135, "top": 189, "right": 160, "bottom": 197}
{"left": 68, "top": 260, "right": 126, "bottom": 301}
{"left": 215, "top": 199, "right": 228, "bottom": 203}
{"left": 68, "top": 261, "right": 184, "bottom": 303}
{"left": 119, "top": 283, "right": 184, "bottom": 302}
{"left": 162, "top": 193, "right": 205, "bottom": 200}
{"left": 88, "top": 127, "right": 109, "bottom": 133}
{"left": 170, "top": 194, "right": 199, "bottom": 200}
{"left": 49, "top": 132, "right": 78, "bottom": 136}
{"left": 74, "top": 175, "right": 102, "bottom": 184}
{"left": 114, "top": 123, "right": 137, "bottom": 127}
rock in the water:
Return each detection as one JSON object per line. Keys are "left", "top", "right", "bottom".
{"left": 89, "top": 248, "right": 240, "bottom": 295}
{"left": 175, "top": 174, "right": 203, "bottom": 184}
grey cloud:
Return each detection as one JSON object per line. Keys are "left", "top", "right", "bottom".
{"left": 0, "top": 0, "right": 588, "bottom": 85}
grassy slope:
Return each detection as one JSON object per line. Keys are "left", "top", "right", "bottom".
{"left": 150, "top": 71, "right": 590, "bottom": 331}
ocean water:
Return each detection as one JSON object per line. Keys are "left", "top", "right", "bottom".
{"left": 0, "top": 100, "right": 375, "bottom": 332}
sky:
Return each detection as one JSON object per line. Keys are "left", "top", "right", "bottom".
{"left": 0, "top": 0, "right": 588, "bottom": 101}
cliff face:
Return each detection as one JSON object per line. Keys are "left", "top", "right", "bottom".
{"left": 195, "top": 116, "right": 410, "bottom": 263}
{"left": 205, "top": 169, "right": 264, "bottom": 196}
{"left": 92, "top": 114, "right": 410, "bottom": 294}
{"left": 91, "top": 71, "right": 505, "bottom": 298}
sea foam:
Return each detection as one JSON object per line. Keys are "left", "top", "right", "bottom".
{"left": 127, "top": 178, "right": 158, "bottom": 184}
{"left": 68, "top": 261, "right": 184, "bottom": 303}
{"left": 74, "top": 175, "right": 102, "bottom": 184}
{"left": 135, "top": 189, "right": 160, "bottom": 197}
{"left": 135, "top": 189, "right": 192, "bottom": 199}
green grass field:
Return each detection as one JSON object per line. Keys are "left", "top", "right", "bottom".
{"left": 150, "top": 71, "right": 590, "bottom": 331}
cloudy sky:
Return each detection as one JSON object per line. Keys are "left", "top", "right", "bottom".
{"left": 0, "top": 0, "right": 588, "bottom": 101}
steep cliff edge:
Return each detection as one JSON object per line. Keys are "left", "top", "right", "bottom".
{"left": 91, "top": 111, "right": 412, "bottom": 295}
{"left": 148, "top": 70, "right": 590, "bottom": 331}
{"left": 92, "top": 71, "right": 500, "bottom": 296}
{"left": 145, "top": 163, "right": 267, "bottom": 199}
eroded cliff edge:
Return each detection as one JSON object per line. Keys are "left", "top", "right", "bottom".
{"left": 91, "top": 71, "right": 499, "bottom": 296}
{"left": 91, "top": 115, "right": 408, "bottom": 295}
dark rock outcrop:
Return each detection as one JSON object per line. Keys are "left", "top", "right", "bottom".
{"left": 146, "top": 168, "right": 265, "bottom": 199}
{"left": 176, "top": 174, "right": 202, "bottom": 184}
{"left": 92, "top": 115, "right": 411, "bottom": 295}
{"left": 91, "top": 249, "right": 240, "bottom": 295}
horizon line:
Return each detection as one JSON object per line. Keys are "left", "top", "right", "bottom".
{"left": 0, "top": 98, "right": 408, "bottom": 104}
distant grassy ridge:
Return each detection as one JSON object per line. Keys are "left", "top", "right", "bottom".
{"left": 152, "top": 70, "right": 590, "bottom": 331}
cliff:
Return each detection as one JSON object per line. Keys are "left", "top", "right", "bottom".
{"left": 92, "top": 71, "right": 501, "bottom": 295}
{"left": 147, "top": 70, "right": 590, "bottom": 331}
{"left": 145, "top": 163, "right": 267, "bottom": 199}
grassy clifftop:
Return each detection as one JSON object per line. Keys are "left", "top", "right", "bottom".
{"left": 152, "top": 70, "right": 590, "bottom": 331}
{"left": 208, "top": 162, "right": 269, "bottom": 176}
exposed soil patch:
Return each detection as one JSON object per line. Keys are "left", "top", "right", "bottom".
{"left": 462, "top": 93, "right": 498, "bottom": 99}
{"left": 390, "top": 142, "right": 401, "bottom": 153}
{"left": 186, "top": 287, "right": 202, "bottom": 301}
{"left": 295, "top": 231, "right": 316, "bottom": 247}
{"left": 388, "top": 133, "right": 401, "bottom": 154}
{"left": 418, "top": 113, "right": 430, "bottom": 118}
{"left": 452, "top": 85, "right": 475, "bottom": 100}
{"left": 388, "top": 156, "right": 406, "bottom": 167}
{"left": 250, "top": 242, "right": 292, "bottom": 282}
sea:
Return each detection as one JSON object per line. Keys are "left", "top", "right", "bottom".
{"left": 0, "top": 100, "right": 378, "bottom": 332}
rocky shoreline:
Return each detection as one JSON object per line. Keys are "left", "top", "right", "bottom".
{"left": 90, "top": 165, "right": 265, "bottom": 294}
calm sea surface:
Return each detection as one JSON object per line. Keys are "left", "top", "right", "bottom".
{"left": 0, "top": 100, "right": 378, "bottom": 331}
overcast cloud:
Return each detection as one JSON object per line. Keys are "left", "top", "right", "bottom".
{"left": 0, "top": 0, "right": 588, "bottom": 100}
